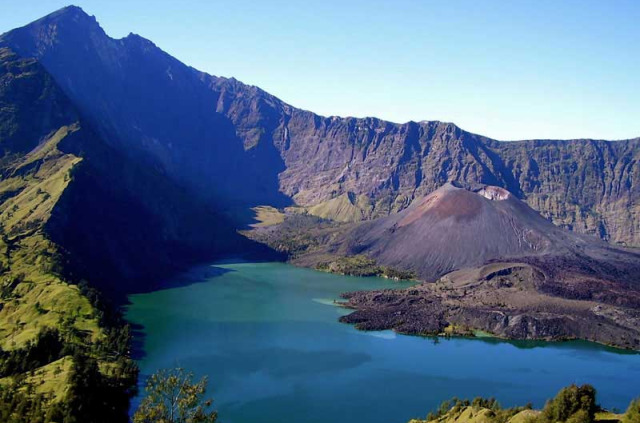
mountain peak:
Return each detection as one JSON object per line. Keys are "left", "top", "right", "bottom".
{"left": 1, "top": 4, "right": 103, "bottom": 45}
{"left": 35, "top": 5, "right": 98, "bottom": 28}
{"left": 0, "top": 5, "right": 110, "bottom": 67}
{"left": 124, "top": 32, "right": 157, "bottom": 48}
{"left": 55, "top": 5, "right": 86, "bottom": 14}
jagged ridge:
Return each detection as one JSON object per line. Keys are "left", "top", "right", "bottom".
{"left": 0, "top": 5, "right": 637, "bottom": 245}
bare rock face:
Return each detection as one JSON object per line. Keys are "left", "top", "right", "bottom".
{"left": 477, "top": 186, "right": 511, "bottom": 201}
{"left": 2, "top": 6, "right": 638, "bottom": 245}
{"left": 213, "top": 84, "right": 639, "bottom": 245}
{"left": 206, "top": 61, "right": 640, "bottom": 247}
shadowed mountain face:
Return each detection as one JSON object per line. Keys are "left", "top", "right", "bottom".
{"left": 0, "top": 6, "right": 290, "bottom": 208}
{"left": 0, "top": 45, "right": 270, "bottom": 299}
{"left": 0, "top": 45, "right": 278, "bottom": 418}
{"left": 1, "top": 6, "right": 638, "bottom": 245}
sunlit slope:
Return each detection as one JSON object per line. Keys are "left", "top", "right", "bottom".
{"left": 0, "top": 48, "right": 115, "bottom": 406}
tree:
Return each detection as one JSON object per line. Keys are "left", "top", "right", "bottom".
{"left": 566, "top": 409, "right": 591, "bottom": 423}
{"left": 64, "top": 353, "right": 110, "bottom": 423}
{"left": 539, "top": 384, "right": 597, "bottom": 423}
{"left": 133, "top": 368, "right": 217, "bottom": 423}
{"left": 622, "top": 399, "right": 640, "bottom": 423}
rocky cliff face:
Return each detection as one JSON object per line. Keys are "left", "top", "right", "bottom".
{"left": 2, "top": 6, "right": 638, "bottom": 245}
{"left": 494, "top": 139, "right": 639, "bottom": 245}
{"left": 204, "top": 42, "right": 640, "bottom": 247}
{"left": 226, "top": 101, "right": 639, "bottom": 245}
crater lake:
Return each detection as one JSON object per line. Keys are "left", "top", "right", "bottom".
{"left": 125, "top": 262, "right": 640, "bottom": 423}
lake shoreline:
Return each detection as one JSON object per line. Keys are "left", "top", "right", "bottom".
{"left": 334, "top": 299, "right": 639, "bottom": 354}
{"left": 338, "top": 285, "right": 640, "bottom": 353}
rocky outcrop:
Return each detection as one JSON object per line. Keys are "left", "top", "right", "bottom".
{"left": 339, "top": 261, "right": 640, "bottom": 350}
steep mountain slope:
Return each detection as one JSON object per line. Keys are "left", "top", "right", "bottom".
{"left": 0, "top": 6, "right": 289, "bottom": 208}
{"left": 0, "top": 46, "right": 100, "bottom": 351}
{"left": 0, "top": 44, "right": 271, "bottom": 420}
{"left": 45, "top": 115, "right": 269, "bottom": 298}
{"left": 1, "top": 6, "right": 638, "bottom": 245}
{"left": 0, "top": 47, "right": 136, "bottom": 420}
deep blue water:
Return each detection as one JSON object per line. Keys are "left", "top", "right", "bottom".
{"left": 126, "top": 262, "right": 640, "bottom": 423}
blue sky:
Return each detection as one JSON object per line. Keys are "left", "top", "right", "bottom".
{"left": 2, "top": 0, "right": 639, "bottom": 141}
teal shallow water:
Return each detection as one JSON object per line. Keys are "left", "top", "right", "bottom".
{"left": 126, "top": 262, "right": 640, "bottom": 423}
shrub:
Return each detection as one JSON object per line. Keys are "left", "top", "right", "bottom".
{"left": 622, "top": 399, "right": 640, "bottom": 423}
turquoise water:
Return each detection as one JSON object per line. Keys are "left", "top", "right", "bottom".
{"left": 126, "top": 262, "right": 640, "bottom": 422}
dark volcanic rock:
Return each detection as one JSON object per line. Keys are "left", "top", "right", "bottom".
{"left": 339, "top": 262, "right": 640, "bottom": 350}
{"left": 340, "top": 290, "right": 449, "bottom": 334}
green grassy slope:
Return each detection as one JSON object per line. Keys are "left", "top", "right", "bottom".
{"left": 0, "top": 47, "right": 136, "bottom": 422}
{"left": 0, "top": 125, "right": 98, "bottom": 351}
{"left": 308, "top": 192, "right": 371, "bottom": 222}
